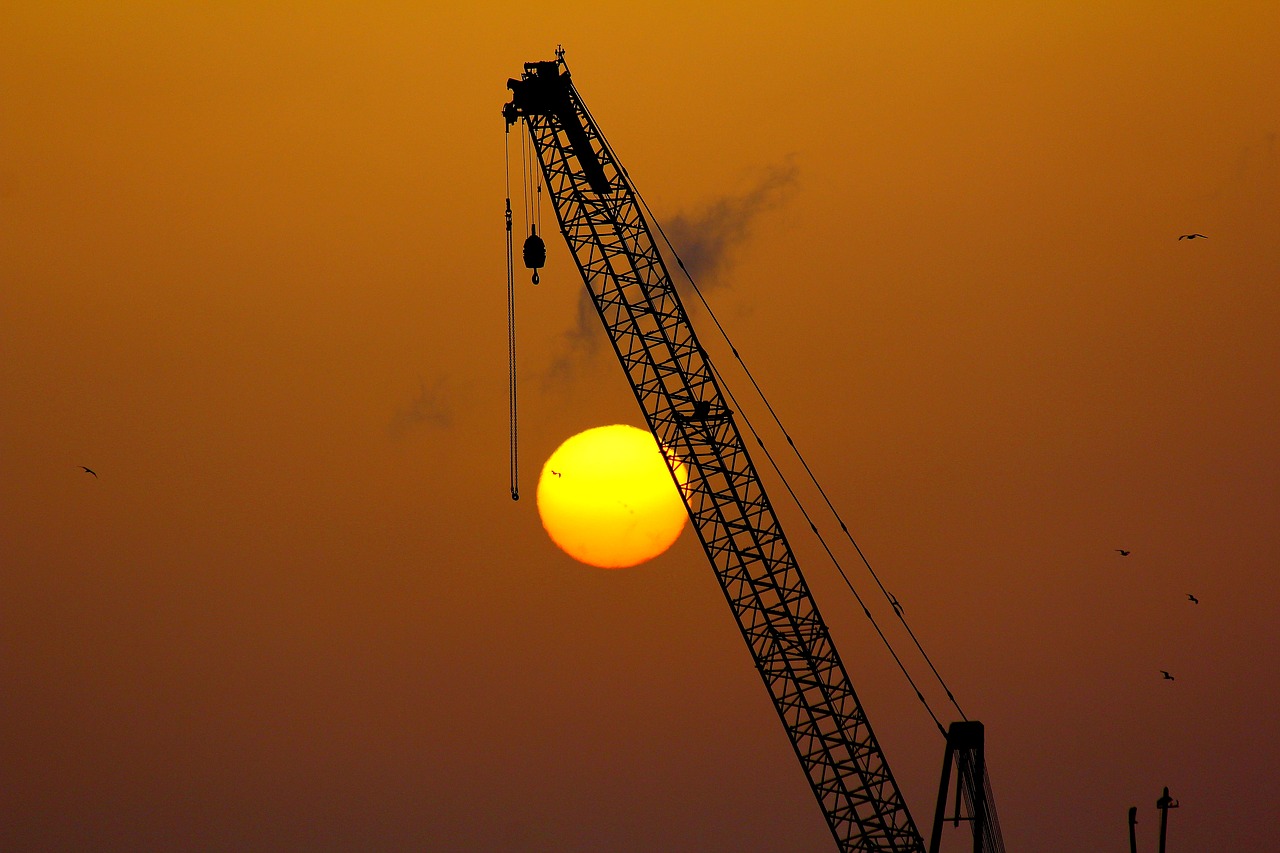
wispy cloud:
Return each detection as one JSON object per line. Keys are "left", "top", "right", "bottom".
{"left": 539, "top": 160, "right": 800, "bottom": 384}
{"left": 389, "top": 376, "right": 453, "bottom": 438}
{"left": 544, "top": 294, "right": 607, "bottom": 388}
{"left": 662, "top": 158, "right": 799, "bottom": 288}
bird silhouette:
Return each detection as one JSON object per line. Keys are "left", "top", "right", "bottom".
{"left": 1115, "top": 549, "right": 1131, "bottom": 556}
{"left": 550, "top": 470, "right": 562, "bottom": 478}
{"left": 1187, "top": 594, "right": 1199, "bottom": 604}
{"left": 1160, "top": 670, "right": 1175, "bottom": 681}
{"left": 1178, "top": 233, "right": 1208, "bottom": 240}
{"left": 80, "top": 466, "right": 98, "bottom": 478}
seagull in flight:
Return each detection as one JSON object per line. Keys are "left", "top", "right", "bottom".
{"left": 79, "top": 466, "right": 98, "bottom": 478}
{"left": 550, "top": 470, "right": 562, "bottom": 478}
{"left": 1178, "top": 233, "right": 1208, "bottom": 240}
{"left": 1160, "top": 670, "right": 1175, "bottom": 681}
{"left": 1187, "top": 594, "right": 1199, "bottom": 604}
{"left": 1115, "top": 549, "right": 1131, "bottom": 556}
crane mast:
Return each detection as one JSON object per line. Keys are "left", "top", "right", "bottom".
{"left": 505, "top": 56, "right": 925, "bottom": 853}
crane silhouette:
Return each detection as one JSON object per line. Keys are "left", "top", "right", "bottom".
{"left": 505, "top": 53, "right": 1004, "bottom": 853}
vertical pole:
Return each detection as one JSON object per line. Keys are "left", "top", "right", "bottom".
{"left": 953, "top": 758, "right": 963, "bottom": 827}
{"left": 927, "top": 746, "right": 953, "bottom": 853}
{"left": 1156, "top": 787, "right": 1175, "bottom": 853}
{"left": 1128, "top": 806, "right": 1138, "bottom": 853}
{"left": 972, "top": 745, "right": 985, "bottom": 853}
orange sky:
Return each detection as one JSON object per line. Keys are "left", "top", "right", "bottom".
{"left": 3, "top": 4, "right": 1278, "bottom": 851}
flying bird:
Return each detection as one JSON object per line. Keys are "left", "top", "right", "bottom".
{"left": 550, "top": 470, "right": 562, "bottom": 478}
{"left": 1160, "top": 670, "right": 1175, "bottom": 681}
{"left": 1178, "top": 233, "right": 1208, "bottom": 240}
{"left": 79, "top": 466, "right": 98, "bottom": 478}
{"left": 1187, "top": 594, "right": 1199, "bottom": 604}
{"left": 1115, "top": 549, "right": 1130, "bottom": 556}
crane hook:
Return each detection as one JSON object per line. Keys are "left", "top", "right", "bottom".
{"left": 522, "top": 225, "right": 546, "bottom": 285}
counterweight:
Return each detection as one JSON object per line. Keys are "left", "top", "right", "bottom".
{"left": 505, "top": 57, "right": 925, "bottom": 853}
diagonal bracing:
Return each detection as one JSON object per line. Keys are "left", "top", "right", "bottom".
{"left": 505, "top": 58, "right": 926, "bottom": 853}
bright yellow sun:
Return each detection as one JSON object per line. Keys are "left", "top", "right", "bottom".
{"left": 536, "top": 424, "right": 689, "bottom": 568}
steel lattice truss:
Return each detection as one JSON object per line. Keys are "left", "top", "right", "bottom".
{"left": 506, "top": 60, "right": 925, "bottom": 853}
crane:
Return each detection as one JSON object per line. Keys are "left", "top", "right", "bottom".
{"left": 503, "top": 52, "right": 1003, "bottom": 853}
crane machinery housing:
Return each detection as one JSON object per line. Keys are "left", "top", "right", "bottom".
{"left": 503, "top": 52, "right": 1005, "bottom": 853}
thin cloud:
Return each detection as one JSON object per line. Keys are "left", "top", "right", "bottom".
{"left": 540, "top": 160, "right": 800, "bottom": 383}
{"left": 389, "top": 376, "right": 453, "bottom": 438}
{"left": 662, "top": 158, "right": 799, "bottom": 288}
{"left": 543, "top": 293, "right": 608, "bottom": 388}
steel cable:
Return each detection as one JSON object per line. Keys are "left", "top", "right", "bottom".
{"left": 505, "top": 124, "right": 519, "bottom": 500}
{"left": 572, "top": 77, "right": 966, "bottom": 727}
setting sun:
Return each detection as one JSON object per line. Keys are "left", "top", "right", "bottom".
{"left": 536, "top": 425, "right": 689, "bottom": 568}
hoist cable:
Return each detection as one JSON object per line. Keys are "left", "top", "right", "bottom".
{"left": 520, "top": 122, "right": 531, "bottom": 228}
{"left": 668, "top": 232, "right": 966, "bottom": 721}
{"left": 525, "top": 122, "right": 538, "bottom": 232}
{"left": 706, "top": 358, "right": 946, "bottom": 735}
{"left": 577, "top": 87, "right": 965, "bottom": 725}
{"left": 674, "top": 256, "right": 967, "bottom": 722}
{"left": 573, "top": 76, "right": 965, "bottom": 727}
{"left": 664, "top": 228, "right": 966, "bottom": 721}
{"left": 534, "top": 139, "right": 543, "bottom": 233}
{"left": 505, "top": 123, "right": 519, "bottom": 501}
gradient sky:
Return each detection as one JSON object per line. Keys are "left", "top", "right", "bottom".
{"left": 3, "top": 4, "right": 1279, "bottom": 851}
